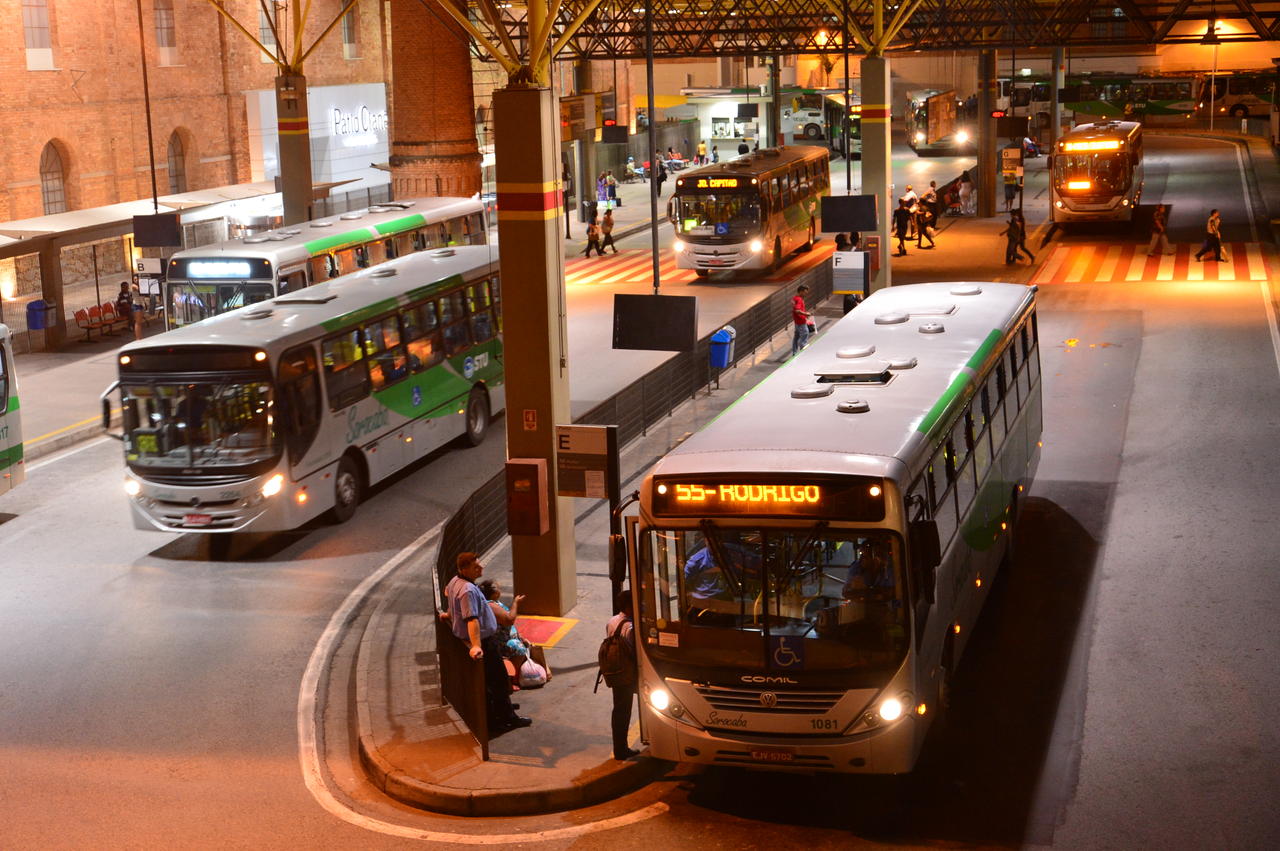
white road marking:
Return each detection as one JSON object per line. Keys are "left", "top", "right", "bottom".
{"left": 1262, "top": 281, "right": 1280, "bottom": 383}
{"left": 296, "top": 521, "right": 669, "bottom": 841}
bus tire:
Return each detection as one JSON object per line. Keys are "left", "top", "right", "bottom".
{"left": 1229, "top": 105, "right": 1249, "bottom": 118}
{"left": 695, "top": 269, "right": 710, "bottom": 279}
{"left": 464, "top": 387, "right": 490, "bottom": 447}
{"left": 329, "top": 455, "right": 362, "bottom": 524}
{"left": 803, "top": 123, "right": 822, "bottom": 140}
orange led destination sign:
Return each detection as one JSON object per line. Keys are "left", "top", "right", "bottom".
{"left": 694, "top": 177, "right": 742, "bottom": 189}
{"left": 650, "top": 475, "right": 886, "bottom": 520}
{"left": 1062, "top": 139, "right": 1122, "bottom": 152}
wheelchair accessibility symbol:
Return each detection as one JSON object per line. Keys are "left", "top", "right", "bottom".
{"left": 769, "top": 636, "right": 805, "bottom": 670}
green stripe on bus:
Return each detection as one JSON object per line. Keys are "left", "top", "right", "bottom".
{"left": 918, "top": 329, "right": 1004, "bottom": 436}
{"left": 0, "top": 441, "right": 22, "bottom": 471}
{"left": 321, "top": 297, "right": 405, "bottom": 332}
{"left": 372, "top": 213, "right": 427, "bottom": 237}
{"left": 7, "top": 395, "right": 16, "bottom": 412}
{"left": 304, "top": 226, "right": 378, "bottom": 256}
{"left": 965, "top": 329, "right": 1004, "bottom": 372}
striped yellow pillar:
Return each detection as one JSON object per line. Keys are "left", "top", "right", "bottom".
{"left": 494, "top": 85, "right": 577, "bottom": 616}
{"left": 275, "top": 73, "right": 314, "bottom": 226}
{"left": 861, "top": 56, "right": 893, "bottom": 290}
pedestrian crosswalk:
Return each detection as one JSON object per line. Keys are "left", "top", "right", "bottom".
{"left": 1032, "top": 242, "right": 1270, "bottom": 285}
{"left": 563, "top": 245, "right": 834, "bottom": 287}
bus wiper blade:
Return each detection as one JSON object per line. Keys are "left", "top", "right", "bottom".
{"left": 778, "top": 521, "right": 828, "bottom": 593}
{"left": 699, "top": 519, "right": 745, "bottom": 594}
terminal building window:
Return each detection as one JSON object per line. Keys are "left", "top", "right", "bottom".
{"left": 154, "top": 0, "right": 176, "bottom": 66}
{"left": 39, "top": 141, "right": 66, "bottom": 215}
{"left": 341, "top": 8, "right": 358, "bottom": 60}
{"left": 167, "top": 132, "right": 187, "bottom": 194}
{"left": 23, "top": 0, "right": 54, "bottom": 71}
{"left": 258, "top": 8, "right": 279, "bottom": 63}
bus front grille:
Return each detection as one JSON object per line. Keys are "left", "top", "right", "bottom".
{"left": 143, "top": 473, "right": 253, "bottom": 487}
{"left": 695, "top": 684, "right": 844, "bottom": 715}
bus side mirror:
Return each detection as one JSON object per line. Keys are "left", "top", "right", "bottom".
{"left": 908, "top": 519, "right": 940, "bottom": 605}
{"left": 100, "top": 382, "right": 123, "bottom": 440}
{"left": 1045, "top": 155, "right": 1053, "bottom": 171}
{"left": 608, "top": 533, "right": 628, "bottom": 584}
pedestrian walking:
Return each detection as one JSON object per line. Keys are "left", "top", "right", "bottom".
{"left": 1194, "top": 209, "right": 1226, "bottom": 262}
{"left": 697, "top": 140, "right": 707, "bottom": 164}
{"left": 1147, "top": 203, "right": 1173, "bottom": 256}
{"left": 598, "top": 590, "right": 639, "bottom": 761}
{"left": 893, "top": 198, "right": 912, "bottom": 256}
{"left": 655, "top": 152, "right": 668, "bottom": 195}
{"left": 1013, "top": 210, "right": 1035, "bottom": 262}
{"left": 583, "top": 216, "right": 603, "bottom": 257}
{"left": 958, "top": 170, "right": 974, "bottom": 214}
{"left": 1000, "top": 215, "right": 1033, "bottom": 264}
{"left": 606, "top": 171, "right": 618, "bottom": 207}
{"left": 444, "top": 552, "right": 531, "bottom": 733}
{"left": 791, "top": 284, "right": 812, "bottom": 356}
{"left": 916, "top": 201, "right": 936, "bottom": 249}
{"left": 600, "top": 209, "right": 618, "bottom": 254}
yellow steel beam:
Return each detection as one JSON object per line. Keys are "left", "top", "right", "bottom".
{"left": 205, "top": 1, "right": 283, "bottom": 67}
{"left": 423, "top": 0, "right": 522, "bottom": 76}
{"left": 820, "top": 0, "right": 873, "bottom": 54}
{"left": 477, "top": 0, "right": 522, "bottom": 67}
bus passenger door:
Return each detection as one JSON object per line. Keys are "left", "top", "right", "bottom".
{"left": 622, "top": 515, "right": 648, "bottom": 745}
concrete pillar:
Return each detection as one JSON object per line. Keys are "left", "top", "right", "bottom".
{"left": 389, "top": 0, "right": 481, "bottom": 199}
{"left": 38, "top": 243, "right": 65, "bottom": 350}
{"left": 861, "top": 55, "right": 892, "bottom": 291}
{"left": 977, "top": 51, "right": 998, "bottom": 218}
{"left": 1050, "top": 47, "right": 1065, "bottom": 152}
{"left": 493, "top": 85, "right": 576, "bottom": 616}
{"left": 275, "top": 73, "right": 314, "bottom": 225}
{"left": 770, "top": 57, "right": 782, "bottom": 146}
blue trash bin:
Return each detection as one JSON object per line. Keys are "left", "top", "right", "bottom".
{"left": 27, "top": 299, "right": 51, "bottom": 331}
{"left": 709, "top": 325, "right": 736, "bottom": 369}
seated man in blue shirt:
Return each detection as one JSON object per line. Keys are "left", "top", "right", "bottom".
{"left": 445, "top": 552, "right": 531, "bottom": 732}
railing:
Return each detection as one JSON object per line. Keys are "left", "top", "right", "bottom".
{"left": 431, "top": 258, "right": 832, "bottom": 755}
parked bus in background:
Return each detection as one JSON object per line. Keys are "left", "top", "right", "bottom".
{"left": 0, "top": 324, "right": 24, "bottom": 492}
{"left": 1049, "top": 120, "right": 1144, "bottom": 224}
{"left": 163, "top": 197, "right": 487, "bottom": 330}
{"left": 669, "top": 146, "right": 829, "bottom": 277}
{"left": 620, "top": 281, "right": 1042, "bottom": 773}
{"left": 1196, "top": 69, "right": 1276, "bottom": 120}
{"left": 906, "top": 89, "right": 976, "bottom": 155}
{"left": 102, "top": 245, "right": 502, "bottom": 541}
{"left": 1062, "top": 73, "right": 1197, "bottom": 121}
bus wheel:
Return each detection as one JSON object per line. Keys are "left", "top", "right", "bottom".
{"left": 464, "top": 387, "right": 490, "bottom": 447}
{"left": 695, "top": 269, "right": 710, "bottom": 279}
{"left": 208, "top": 534, "right": 234, "bottom": 561}
{"left": 329, "top": 455, "right": 361, "bottom": 524}
{"left": 803, "top": 123, "right": 823, "bottom": 140}
{"left": 1229, "top": 105, "right": 1249, "bottom": 119}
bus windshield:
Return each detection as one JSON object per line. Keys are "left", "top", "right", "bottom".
{"left": 638, "top": 526, "right": 908, "bottom": 680}
{"left": 1054, "top": 152, "right": 1130, "bottom": 192}
{"left": 168, "top": 281, "right": 276, "bottom": 328}
{"left": 120, "top": 381, "right": 278, "bottom": 469}
{"left": 672, "top": 192, "right": 761, "bottom": 240}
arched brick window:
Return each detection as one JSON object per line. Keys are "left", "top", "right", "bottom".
{"left": 40, "top": 141, "right": 66, "bottom": 214}
{"left": 167, "top": 132, "right": 187, "bottom": 194}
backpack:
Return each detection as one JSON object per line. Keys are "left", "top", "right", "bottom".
{"left": 595, "top": 619, "right": 636, "bottom": 692}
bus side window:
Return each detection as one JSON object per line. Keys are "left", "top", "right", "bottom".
{"left": 384, "top": 238, "right": 397, "bottom": 260}
{"left": 278, "top": 269, "right": 306, "bottom": 295}
{"left": 466, "top": 282, "right": 495, "bottom": 343}
{"left": 412, "top": 230, "right": 426, "bottom": 252}
{"left": 970, "top": 407, "right": 992, "bottom": 481}
{"left": 278, "top": 344, "right": 322, "bottom": 462}
{"left": 402, "top": 300, "right": 443, "bottom": 373}
{"left": 325, "top": 253, "right": 340, "bottom": 279}
{"left": 363, "top": 315, "right": 408, "bottom": 391}
{"left": 468, "top": 212, "right": 485, "bottom": 244}
{"left": 930, "top": 446, "right": 958, "bottom": 548}
{"left": 354, "top": 246, "right": 370, "bottom": 269}
{"left": 321, "top": 331, "right": 371, "bottom": 410}
{"left": 987, "top": 370, "right": 1007, "bottom": 448}
{"left": 950, "top": 417, "right": 977, "bottom": 517}
{"left": 1028, "top": 312, "right": 1041, "bottom": 386}
{"left": 488, "top": 276, "right": 502, "bottom": 333}
{"left": 439, "top": 290, "right": 472, "bottom": 356}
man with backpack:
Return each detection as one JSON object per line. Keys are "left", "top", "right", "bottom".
{"left": 597, "top": 590, "right": 639, "bottom": 760}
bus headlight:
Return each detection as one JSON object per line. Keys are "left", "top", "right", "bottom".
{"left": 648, "top": 688, "right": 671, "bottom": 711}
{"left": 749, "top": 239, "right": 763, "bottom": 253}
{"left": 955, "top": 130, "right": 970, "bottom": 144}
{"left": 124, "top": 478, "right": 141, "bottom": 497}
{"left": 914, "top": 131, "right": 925, "bottom": 143}
{"left": 261, "top": 473, "right": 285, "bottom": 498}
{"left": 673, "top": 239, "right": 685, "bottom": 253}
{"left": 878, "top": 693, "right": 913, "bottom": 722}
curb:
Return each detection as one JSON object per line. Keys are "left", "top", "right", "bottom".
{"left": 353, "top": 536, "right": 669, "bottom": 818}
{"left": 24, "top": 418, "right": 109, "bottom": 462}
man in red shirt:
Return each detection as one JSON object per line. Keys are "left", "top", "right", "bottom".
{"left": 791, "top": 284, "right": 812, "bottom": 356}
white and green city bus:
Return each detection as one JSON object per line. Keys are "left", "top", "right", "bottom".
{"left": 102, "top": 245, "right": 503, "bottom": 534}
{"left": 0, "top": 323, "right": 24, "bottom": 493}
{"left": 164, "top": 196, "right": 487, "bottom": 329}
{"left": 621, "top": 281, "right": 1042, "bottom": 773}
{"left": 669, "top": 146, "right": 830, "bottom": 277}
{"left": 1048, "top": 119, "right": 1144, "bottom": 224}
